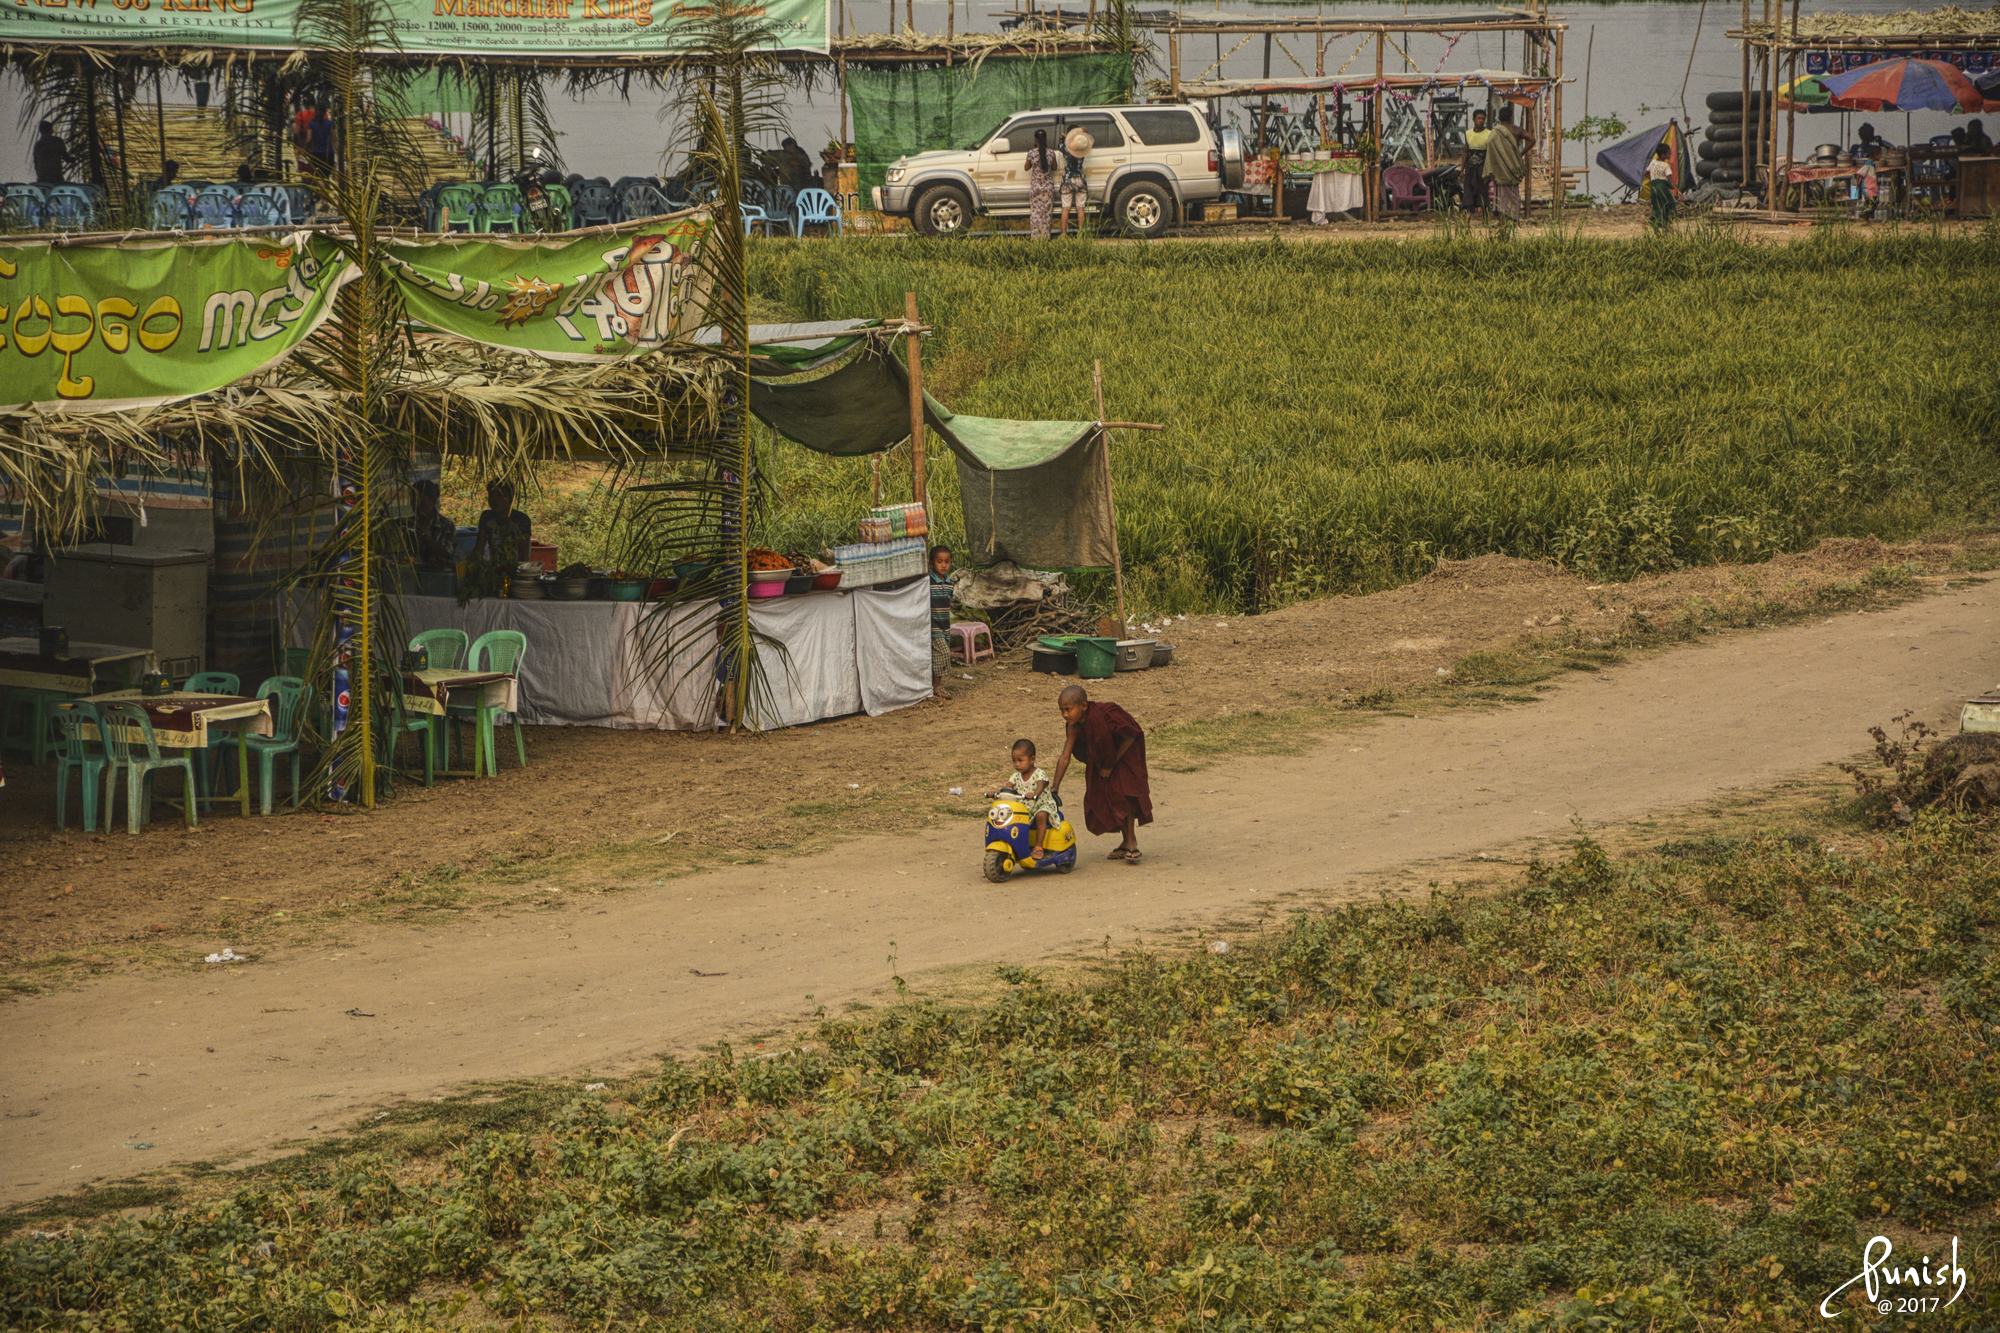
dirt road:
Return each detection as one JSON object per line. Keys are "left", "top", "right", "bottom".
{"left": 3, "top": 571, "right": 1995, "bottom": 1206}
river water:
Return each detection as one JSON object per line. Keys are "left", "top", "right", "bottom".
{"left": 0, "top": 0, "right": 1969, "bottom": 198}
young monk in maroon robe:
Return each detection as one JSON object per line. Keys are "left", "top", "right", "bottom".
{"left": 1051, "top": 684, "right": 1152, "bottom": 861}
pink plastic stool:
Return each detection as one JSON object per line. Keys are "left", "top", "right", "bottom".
{"left": 948, "top": 621, "right": 994, "bottom": 665}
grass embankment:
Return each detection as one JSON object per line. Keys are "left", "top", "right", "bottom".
{"left": 7, "top": 813, "right": 1998, "bottom": 1331}
{"left": 734, "top": 228, "right": 1997, "bottom": 614}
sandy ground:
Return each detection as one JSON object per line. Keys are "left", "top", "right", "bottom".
{"left": 1, "top": 537, "right": 1995, "bottom": 1204}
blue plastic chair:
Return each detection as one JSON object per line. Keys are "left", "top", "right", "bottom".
{"left": 43, "top": 184, "right": 99, "bottom": 229}
{"left": 236, "top": 188, "right": 287, "bottom": 229}
{"left": 5, "top": 183, "right": 47, "bottom": 229}
{"left": 212, "top": 676, "right": 309, "bottom": 815}
{"left": 792, "top": 188, "right": 844, "bottom": 237}
{"left": 149, "top": 187, "right": 193, "bottom": 230}
{"left": 182, "top": 671, "right": 243, "bottom": 797}
{"left": 740, "top": 203, "right": 777, "bottom": 237}
{"left": 615, "top": 179, "right": 672, "bottom": 222}
{"left": 50, "top": 701, "right": 106, "bottom": 833}
{"left": 275, "top": 184, "right": 319, "bottom": 224}
{"left": 477, "top": 183, "right": 522, "bottom": 233}
{"left": 571, "top": 180, "right": 616, "bottom": 227}
{"left": 447, "top": 631, "right": 528, "bottom": 776}
{"left": 98, "top": 700, "right": 199, "bottom": 834}
{"left": 191, "top": 187, "right": 238, "bottom": 229}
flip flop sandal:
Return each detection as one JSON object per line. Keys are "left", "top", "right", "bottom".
{"left": 1106, "top": 848, "right": 1130, "bottom": 860}
{"left": 1122, "top": 850, "right": 1143, "bottom": 863}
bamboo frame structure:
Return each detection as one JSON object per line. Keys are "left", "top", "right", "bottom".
{"left": 1725, "top": 7, "right": 2000, "bottom": 218}
{"left": 1149, "top": 7, "right": 1569, "bottom": 222}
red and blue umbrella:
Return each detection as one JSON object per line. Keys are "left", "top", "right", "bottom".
{"left": 1822, "top": 57, "right": 1985, "bottom": 113}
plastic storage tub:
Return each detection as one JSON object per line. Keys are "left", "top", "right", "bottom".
{"left": 1150, "top": 642, "right": 1175, "bottom": 667}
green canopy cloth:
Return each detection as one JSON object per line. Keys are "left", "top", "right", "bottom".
{"left": 847, "top": 53, "right": 1134, "bottom": 196}
{"left": 748, "top": 345, "right": 1113, "bottom": 570}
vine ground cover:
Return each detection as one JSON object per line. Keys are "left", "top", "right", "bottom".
{"left": 6, "top": 810, "right": 1997, "bottom": 1332}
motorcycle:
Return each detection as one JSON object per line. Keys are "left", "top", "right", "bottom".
{"left": 982, "top": 794, "right": 1079, "bottom": 882}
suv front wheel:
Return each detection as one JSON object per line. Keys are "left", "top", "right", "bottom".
{"left": 912, "top": 183, "right": 972, "bottom": 237}
{"left": 1111, "top": 181, "right": 1174, "bottom": 238}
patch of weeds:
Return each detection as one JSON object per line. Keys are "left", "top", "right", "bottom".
{"left": 1452, "top": 649, "right": 1562, "bottom": 687}
{"left": 1152, "top": 703, "right": 1352, "bottom": 772}
{"left": 0, "top": 1183, "right": 184, "bottom": 1232}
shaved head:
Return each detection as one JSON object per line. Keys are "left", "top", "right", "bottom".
{"left": 1058, "top": 685, "right": 1089, "bottom": 707}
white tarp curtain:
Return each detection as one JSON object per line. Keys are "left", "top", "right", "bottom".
{"left": 292, "top": 580, "right": 929, "bottom": 731}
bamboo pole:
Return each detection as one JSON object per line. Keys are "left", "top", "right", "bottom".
{"left": 154, "top": 70, "right": 168, "bottom": 178}
{"left": 1370, "top": 33, "right": 1384, "bottom": 220}
{"left": 1784, "top": 0, "right": 1799, "bottom": 211}
{"left": 906, "top": 291, "right": 928, "bottom": 520}
{"left": 111, "top": 68, "right": 134, "bottom": 215}
{"left": 1092, "top": 359, "right": 1125, "bottom": 635}
{"left": 1552, "top": 26, "right": 1565, "bottom": 210}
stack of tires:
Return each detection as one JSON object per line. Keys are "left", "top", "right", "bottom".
{"left": 1696, "top": 90, "right": 1765, "bottom": 189}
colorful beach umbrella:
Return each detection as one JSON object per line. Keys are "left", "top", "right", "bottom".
{"left": 1778, "top": 74, "right": 1832, "bottom": 108}
{"left": 1822, "top": 58, "right": 1984, "bottom": 113}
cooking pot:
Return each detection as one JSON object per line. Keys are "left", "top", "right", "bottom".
{"left": 1812, "top": 142, "right": 1841, "bottom": 162}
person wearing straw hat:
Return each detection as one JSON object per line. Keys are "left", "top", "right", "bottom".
{"left": 1059, "top": 124, "right": 1094, "bottom": 237}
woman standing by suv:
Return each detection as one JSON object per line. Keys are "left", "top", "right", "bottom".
{"left": 1027, "top": 128, "right": 1060, "bottom": 239}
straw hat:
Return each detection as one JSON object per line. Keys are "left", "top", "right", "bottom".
{"left": 1065, "top": 126, "right": 1095, "bottom": 157}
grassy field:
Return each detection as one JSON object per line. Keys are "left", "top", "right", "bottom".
{"left": 731, "top": 226, "right": 1999, "bottom": 614}
{"left": 6, "top": 809, "right": 1996, "bottom": 1331}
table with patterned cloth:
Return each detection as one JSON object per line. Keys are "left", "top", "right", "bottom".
{"left": 80, "top": 690, "right": 274, "bottom": 817}
{"left": 400, "top": 669, "right": 519, "bottom": 777}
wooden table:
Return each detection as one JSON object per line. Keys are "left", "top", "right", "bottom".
{"left": 0, "top": 638, "right": 154, "bottom": 694}
{"left": 82, "top": 691, "right": 274, "bottom": 818}
{"left": 399, "top": 669, "right": 518, "bottom": 778}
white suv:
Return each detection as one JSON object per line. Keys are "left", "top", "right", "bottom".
{"left": 872, "top": 104, "right": 1245, "bottom": 239}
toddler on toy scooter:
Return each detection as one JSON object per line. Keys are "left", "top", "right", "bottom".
{"left": 985, "top": 738, "right": 1058, "bottom": 865}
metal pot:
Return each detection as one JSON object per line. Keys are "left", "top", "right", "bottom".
{"left": 1812, "top": 143, "right": 1841, "bottom": 162}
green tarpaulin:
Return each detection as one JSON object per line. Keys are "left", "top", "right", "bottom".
{"left": 846, "top": 54, "right": 1135, "bottom": 197}
{"left": 748, "top": 345, "right": 1113, "bottom": 570}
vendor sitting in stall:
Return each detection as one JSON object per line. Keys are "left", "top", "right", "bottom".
{"left": 409, "top": 479, "right": 458, "bottom": 565}
{"left": 1857, "top": 123, "right": 1898, "bottom": 159}
{"left": 475, "top": 480, "right": 532, "bottom": 563}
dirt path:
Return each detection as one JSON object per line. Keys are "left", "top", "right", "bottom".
{"left": 3, "top": 571, "right": 1995, "bottom": 1205}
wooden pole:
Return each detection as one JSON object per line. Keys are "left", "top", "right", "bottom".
{"left": 838, "top": 55, "right": 848, "bottom": 148}
{"left": 1092, "top": 359, "right": 1125, "bottom": 635}
{"left": 1170, "top": 29, "right": 1180, "bottom": 100}
{"left": 905, "top": 292, "right": 928, "bottom": 521}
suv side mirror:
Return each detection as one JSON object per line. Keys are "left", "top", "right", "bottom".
{"left": 987, "top": 142, "right": 1008, "bottom": 156}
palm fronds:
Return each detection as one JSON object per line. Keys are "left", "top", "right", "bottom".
{"left": 620, "top": 94, "right": 784, "bottom": 734}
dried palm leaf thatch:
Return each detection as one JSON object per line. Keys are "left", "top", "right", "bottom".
{"left": 1739, "top": 5, "right": 2000, "bottom": 40}
{"left": 831, "top": 27, "right": 1130, "bottom": 70}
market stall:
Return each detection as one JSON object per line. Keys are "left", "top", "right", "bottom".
{"left": 288, "top": 581, "right": 929, "bottom": 732}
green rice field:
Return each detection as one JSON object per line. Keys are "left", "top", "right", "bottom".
{"left": 745, "top": 225, "right": 2000, "bottom": 613}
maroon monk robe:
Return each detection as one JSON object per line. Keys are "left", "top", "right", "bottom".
{"left": 1074, "top": 700, "right": 1153, "bottom": 836}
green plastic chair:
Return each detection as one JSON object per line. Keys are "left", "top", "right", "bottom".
{"left": 50, "top": 701, "right": 107, "bottom": 833}
{"left": 410, "top": 629, "right": 468, "bottom": 670}
{"left": 98, "top": 700, "right": 198, "bottom": 834}
{"left": 408, "top": 630, "right": 467, "bottom": 774}
{"left": 1, "top": 686, "right": 68, "bottom": 766}
{"left": 213, "top": 676, "right": 309, "bottom": 815}
{"left": 183, "top": 671, "right": 242, "bottom": 797}
{"left": 448, "top": 630, "right": 527, "bottom": 776}
{"left": 377, "top": 663, "right": 435, "bottom": 790}
{"left": 434, "top": 182, "right": 480, "bottom": 231}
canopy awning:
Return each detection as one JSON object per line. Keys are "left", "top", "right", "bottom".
{"left": 691, "top": 319, "right": 885, "bottom": 375}
{"left": 1174, "top": 70, "right": 1549, "bottom": 98}
{"left": 747, "top": 345, "right": 1113, "bottom": 570}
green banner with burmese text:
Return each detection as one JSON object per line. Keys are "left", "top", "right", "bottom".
{"left": 0, "top": 234, "right": 357, "bottom": 413}
{"left": 0, "top": 0, "right": 827, "bottom": 56}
